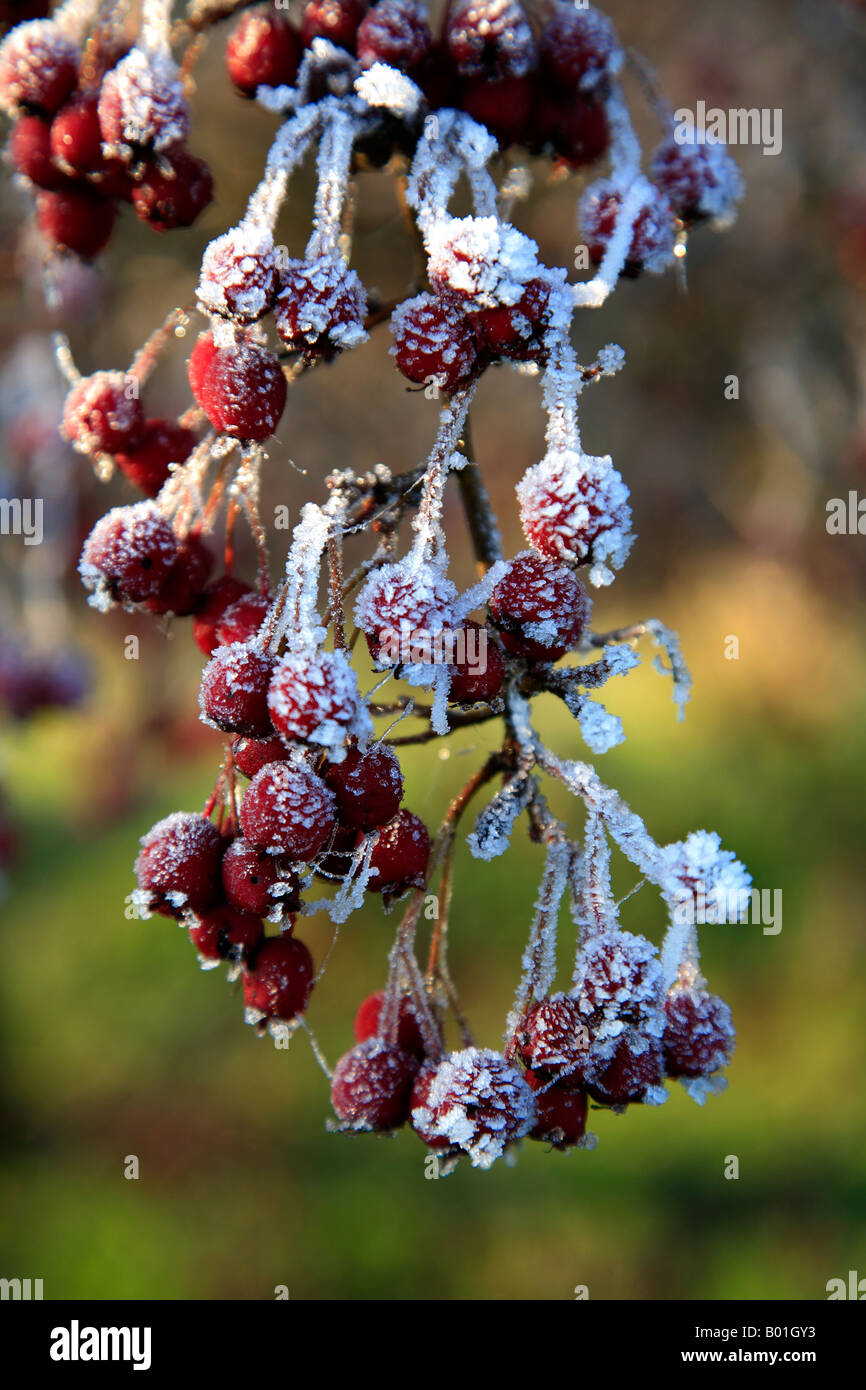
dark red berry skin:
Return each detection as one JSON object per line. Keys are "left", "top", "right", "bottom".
{"left": 226, "top": 11, "right": 302, "bottom": 97}
{"left": 63, "top": 373, "right": 144, "bottom": 455}
{"left": 488, "top": 551, "right": 591, "bottom": 662}
{"left": 49, "top": 93, "right": 104, "bottom": 174}
{"left": 409, "top": 1063, "right": 452, "bottom": 1150}
{"left": 391, "top": 293, "right": 479, "bottom": 392}
{"left": 354, "top": 989, "right": 426, "bottom": 1058}
{"left": 0, "top": 29, "right": 77, "bottom": 116}
{"left": 135, "top": 812, "right": 224, "bottom": 917}
{"left": 187, "top": 331, "right": 218, "bottom": 401}
{"left": 222, "top": 836, "right": 299, "bottom": 916}
{"left": 192, "top": 577, "right": 254, "bottom": 656}
{"left": 586, "top": 1037, "right": 664, "bottom": 1106}
{"left": 366, "top": 809, "right": 430, "bottom": 897}
{"left": 214, "top": 591, "right": 271, "bottom": 647}
{"left": 188, "top": 903, "right": 264, "bottom": 962}
{"left": 323, "top": 745, "right": 403, "bottom": 831}
{"left": 7, "top": 114, "right": 67, "bottom": 187}
{"left": 301, "top": 0, "right": 367, "bottom": 52}
{"left": 459, "top": 75, "right": 533, "bottom": 150}
{"left": 448, "top": 621, "right": 504, "bottom": 703}
{"left": 525, "top": 1068, "right": 588, "bottom": 1149}
{"left": 356, "top": 0, "right": 432, "bottom": 72}
{"left": 240, "top": 761, "right": 336, "bottom": 861}
{"left": 115, "top": 419, "right": 197, "bottom": 498}
{"left": 36, "top": 186, "right": 116, "bottom": 258}
{"left": 146, "top": 532, "right": 213, "bottom": 616}
{"left": 132, "top": 147, "right": 213, "bottom": 231}
{"left": 663, "top": 989, "right": 734, "bottom": 1079}
{"left": 200, "top": 643, "right": 274, "bottom": 737}
{"left": 80, "top": 504, "right": 178, "bottom": 604}
{"left": 331, "top": 1038, "right": 420, "bottom": 1131}
{"left": 473, "top": 278, "right": 551, "bottom": 360}
{"left": 232, "top": 734, "right": 288, "bottom": 779}
{"left": 189, "top": 337, "right": 287, "bottom": 442}
{"left": 528, "top": 88, "right": 608, "bottom": 168}
{"left": 243, "top": 935, "right": 314, "bottom": 1019}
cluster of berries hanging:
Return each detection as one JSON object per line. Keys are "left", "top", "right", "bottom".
{"left": 3, "top": 0, "right": 750, "bottom": 1171}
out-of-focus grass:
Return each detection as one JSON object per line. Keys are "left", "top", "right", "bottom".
{"left": 1, "top": 556, "right": 864, "bottom": 1300}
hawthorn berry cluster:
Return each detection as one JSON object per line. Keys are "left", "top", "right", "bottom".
{"left": 2, "top": 0, "right": 750, "bottom": 1171}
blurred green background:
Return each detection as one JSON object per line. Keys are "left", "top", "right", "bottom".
{"left": 1, "top": 0, "right": 865, "bottom": 1299}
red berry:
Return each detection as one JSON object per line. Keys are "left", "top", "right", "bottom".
{"left": 36, "top": 185, "right": 116, "bottom": 258}
{"left": 474, "top": 276, "right": 553, "bottom": 361}
{"left": 134, "top": 811, "right": 224, "bottom": 916}
{"left": 189, "top": 336, "right": 287, "bottom": 442}
{"left": 445, "top": 0, "right": 536, "bottom": 81}
{"left": 188, "top": 903, "right": 264, "bottom": 962}
{"left": 663, "top": 987, "right": 735, "bottom": 1079}
{"left": 323, "top": 744, "right": 403, "bottom": 831}
{"left": 528, "top": 88, "right": 609, "bottom": 168}
{"left": 191, "top": 576, "right": 254, "bottom": 655}
{"left": 240, "top": 760, "right": 336, "bottom": 860}
{"left": 146, "top": 532, "right": 213, "bottom": 616}
{"left": 426, "top": 214, "right": 539, "bottom": 311}
{"left": 301, "top": 0, "right": 367, "bottom": 52}
{"left": 586, "top": 1034, "right": 664, "bottom": 1106}
{"left": 131, "top": 146, "right": 213, "bottom": 231}
{"left": 199, "top": 641, "right": 275, "bottom": 737}
{"left": 187, "top": 331, "right": 218, "bottom": 401}
{"left": 488, "top": 550, "right": 590, "bottom": 661}
{"left": 115, "top": 418, "right": 197, "bottom": 498}
{"left": 572, "top": 930, "right": 663, "bottom": 1029}
{"left": 331, "top": 1038, "right": 420, "bottom": 1130}
{"left": 516, "top": 450, "right": 632, "bottom": 570}
{"left": 517, "top": 994, "right": 591, "bottom": 1078}
{"left": 410, "top": 1047, "right": 536, "bottom": 1168}
{"left": 6, "top": 113, "right": 65, "bottom": 187}
{"left": 198, "top": 225, "right": 280, "bottom": 323}
{"left": 267, "top": 648, "right": 365, "bottom": 751}
{"left": 390, "top": 292, "right": 478, "bottom": 391}
{"left": 649, "top": 135, "right": 743, "bottom": 225}
{"left": 243, "top": 934, "right": 314, "bottom": 1020}
{"left": 578, "top": 178, "right": 676, "bottom": 277}
{"left": 448, "top": 621, "right": 504, "bottom": 703}
{"left": 0, "top": 20, "right": 77, "bottom": 117}
{"left": 274, "top": 255, "right": 367, "bottom": 356}
{"left": 354, "top": 559, "right": 457, "bottom": 662}
{"left": 98, "top": 48, "right": 189, "bottom": 156}
{"left": 225, "top": 10, "right": 302, "bottom": 97}
{"left": 367, "top": 809, "right": 430, "bottom": 897}
{"left": 408, "top": 1063, "right": 451, "bottom": 1150}
{"left": 356, "top": 0, "right": 431, "bottom": 72}
{"left": 222, "top": 836, "right": 300, "bottom": 916}
{"left": 353, "top": 988, "right": 426, "bottom": 1056}
{"left": 62, "top": 370, "right": 144, "bottom": 455}
{"left": 524, "top": 1068, "right": 588, "bottom": 1149}
{"left": 232, "top": 734, "right": 288, "bottom": 779}
{"left": 214, "top": 591, "right": 271, "bottom": 647}
{"left": 49, "top": 92, "right": 104, "bottom": 174}
{"left": 538, "top": 3, "right": 622, "bottom": 92}
{"left": 459, "top": 75, "right": 533, "bottom": 149}
{"left": 79, "top": 501, "right": 178, "bottom": 607}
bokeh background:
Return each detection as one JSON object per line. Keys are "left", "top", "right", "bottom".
{"left": 1, "top": 0, "right": 865, "bottom": 1299}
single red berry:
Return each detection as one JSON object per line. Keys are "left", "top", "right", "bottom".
{"left": 448, "top": 621, "right": 504, "bottom": 703}
{"left": 243, "top": 934, "right": 314, "bottom": 1020}
{"left": 0, "top": 20, "right": 78, "bottom": 117}
{"left": 488, "top": 550, "right": 590, "bottom": 661}
{"left": 528, "top": 88, "right": 609, "bottom": 168}
{"left": 199, "top": 641, "right": 275, "bottom": 737}
{"left": 649, "top": 136, "right": 743, "bottom": 225}
{"left": 49, "top": 92, "right": 104, "bottom": 174}
{"left": 414, "top": 41, "right": 459, "bottom": 110}
{"left": 6, "top": 113, "right": 66, "bottom": 187}
{"left": 524, "top": 1068, "right": 588, "bottom": 1149}
{"left": 331, "top": 1038, "right": 420, "bottom": 1131}
{"left": 191, "top": 575, "right": 254, "bottom": 656}
{"left": 517, "top": 994, "right": 591, "bottom": 1078}
{"left": 353, "top": 558, "right": 458, "bottom": 663}
{"left": 301, "top": 0, "right": 367, "bottom": 52}
{"left": 426, "top": 214, "right": 540, "bottom": 311}
{"left": 115, "top": 418, "right": 197, "bottom": 498}
{"left": 354, "top": 988, "right": 426, "bottom": 1057}
{"left": 189, "top": 336, "right": 287, "bottom": 442}
{"left": 538, "top": 3, "right": 622, "bottom": 92}
{"left": 274, "top": 254, "right": 367, "bottom": 356}
{"left": 445, "top": 0, "right": 536, "bottom": 80}
{"left": 79, "top": 501, "right": 178, "bottom": 606}
{"left": 98, "top": 48, "right": 189, "bottom": 156}
{"left": 573, "top": 930, "right": 664, "bottom": 1029}
{"left": 408, "top": 1063, "right": 452, "bottom": 1150}
{"left": 214, "top": 591, "right": 271, "bottom": 647}
{"left": 222, "top": 835, "right": 300, "bottom": 916}
{"left": 225, "top": 10, "right": 302, "bottom": 97}
{"left": 323, "top": 744, "right": 403, "bottom": 831}
{"left": 131, "top": 146, "right": 213, "bottom": 231}
{"left": 516, "top": 449, "right": 632, "bottom": 570}
{"left": 146, "top": 531, "right": 213, "bottom": 616}
{"left": 473, "top": 277, "right": 551, "bottom": 359}
{"left": 188, "top": 903, "right": 264, "bottom": 962}
{"left": 62, "top": 370, "right": 144, "bottom": 455}
{"left": 356, "top": 0, "right": 431, "bottom": 72}
{"left": 187, "top": 330, "right": 218, "bottom": 400}
{"left": 239, "top": 760, "right": 336, "bottom": 860}
{"left": 36, "top": 185, "right": 116, "bottom": 258}
{"left": 410, "top": 1047, "right": 536, "bottom": 1168}
{"left": 267, "top": 648, "right": 365, "bottom": 750}
{"left": 459, "top": 75, "right": 533, "bottom": 150}
{"left": 390, "top": 292, "right": 479, "bottom": 391}
{"left": 134, "top": 810, "right": 224, "bottom": 916}
{"left": 198, "top": 225, "right": 280, "bottom": 323}
{"left": 586, "top": 1034, "right": 664, "bottom": 1106}
{"left": 232, "top": 734, "right": 288, "bottom": 779}
{"left": 663, "top": 987, "right": 735, "bottom": 1079}
{"left": 367, "top": 808, "right": 430, "bottom": 897}
{"left": 578, "top": 178, "right": 675, "bottom": 277}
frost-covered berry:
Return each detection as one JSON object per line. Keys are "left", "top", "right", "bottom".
{"left": 115, "top": 418, "right": 197, "bottom": 498}
{"left": 0, "top": 20, "right": 77, "bottom": 117}
{"left": 488, "top": 550, "right": 590, "bottom": 661}
{"left": 225, "top": 10, "right": 302, "bottom": 97}
{"left": 448, "top": 621, "right": 504, "bottom": 703}
{"left": 649, "top": 135, "right": 744, "bottom": 225}
{"left": 525, "top": 1068, "right": 588, "bottom": 1149}
{"left": 98, "top": 48, "right": 190, "bottom": 157}
{"left": 354, "top": 988, "right": 425, "bottom": 1056}
{"left": 268, "top": 648, "right": 368, "bottom": 752}
{"left": 517, "top": 994, "right": 590, "bottom": 1078}
{"left": 222, "top": 835, "right": 299, "bottom": 916}
{"left": 445, "top": 0, "right": 537, "bottom": 81}
{"left": 49, "top": 92, "right": 103, "bottom": 174}
{"left": 578, "top": 178, "right": 676, "bottom": 277}
{"left": 36, "top": 186, "right": 116, "bottom": 258}
{"left": 192, "top": 575, "right": 254, "bottom": 655}
{"left": 79, "top": 501, "right": 178, "bottom": 607}
{"left": 390, "top": 292, "right": 479, "bottom": 392}
{"left": 663, "top": 986, "right": 735, "bottom": 1079}
{"left": 586, "top": 1033, "right": 664, "bottom": 1106}
{"left": 146, "top": 532, "right": 213, "bottom": 616}
{"left": 274, "top": 255, "right": 367, "bottom": 356}
{"left": 410, "top": 1047, "right": 536, "bottom": 1168}
{"left": 573, "top": 930, "right": 664, "bottom": 1029}
{"left": 240, "top": 760, "right": 336, "bottom": 860}
{"left": 188, "top": 335, "right": 287, "bottom": 442}
{"left": 134, "top": 811, "right": 223, "bottom": 916}
{"left": 301, "top": 0, "right": 367, "bottom": 51}
{"left": 7, "top": 113, "right": 65, "bottom": 187}
{"left": 131, "top": 147, "right": 213, "bottom": 231}
{"left": 331, "top": 1038, "right": 420, "bottom": 1130}
{"left": 516, "top": 449, "right": 633, "bottom": 583}
{"left": 354, "top": 559, "right": 458, "bottom": 663}
{"left": 199, "top": 642, "right": 275, "bottom": 737}
{"left": 62, "top": 371, "right": 144, "bottom": 455}
{"left": 324, "top": 744, "right": 403, "bottom": 831}
{"left": 356, "top": 0, "right": 432, "bottom": 72}
{"left": 427, "top": 214, "right": 539, "bottom": 311}
{"left": 538, "top": 2, "right": 622, "bottom": 92}
{"left": 367, "top": 809, "right": 430, "bottom": 897}
{"left": 188, "top": 903, "right": 264, "bottom": 963}
{"left": 214, "top": 590, "right": 271, "bottom": 648}
{"left": 243, "top": 934, "right": 314, "bottom": 1020}
{"left": 472, "top": 275, "right": 552, "bottom": 360}
{"left": 459, "top": 75, "right": 533, "bottom": 151}
{"left": 232, "top": 734, "right": 287, "bottom": 779}
{"left": 197, "top": 225, "right": 280, "bottom": 324}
